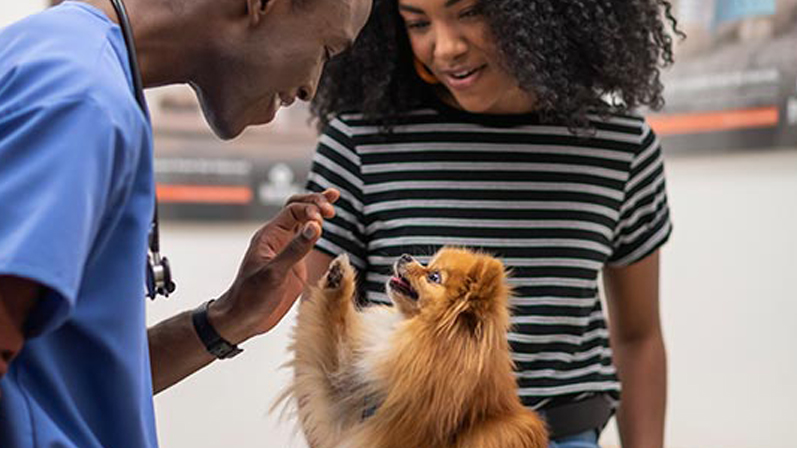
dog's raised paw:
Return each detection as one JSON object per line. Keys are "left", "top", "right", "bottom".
{"left": 324, "top": 254, "right": 352, "bottom": 289}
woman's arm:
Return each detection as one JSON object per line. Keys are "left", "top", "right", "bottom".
{"left": 603, "top": 250, "right": 667, "bottom": 447}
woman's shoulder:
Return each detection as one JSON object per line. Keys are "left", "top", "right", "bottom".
{"left": 585, "top": 110, "right": 650, "bottom": 129}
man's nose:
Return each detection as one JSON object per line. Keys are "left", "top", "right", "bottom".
{"left": 298, "top": 60, "right": 325, "bottom": 102}
{"left": 297, "top": 86, "right": 313, "bottom": 102}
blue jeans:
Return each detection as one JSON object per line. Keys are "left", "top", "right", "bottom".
{"left": 549, "top": 429, "right": 600, "bottom": 448}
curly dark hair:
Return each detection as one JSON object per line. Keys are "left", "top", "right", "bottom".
{"left": 311, "top": 0, "right": 684, "bottom": 130}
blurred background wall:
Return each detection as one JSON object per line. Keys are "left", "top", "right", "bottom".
{"left": 3, "top": 1, "right": 797, "bottom": 447}
{"left": 1, "top": 1, "right": 48, "bottom": 27}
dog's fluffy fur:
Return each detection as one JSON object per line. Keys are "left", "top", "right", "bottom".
{"left": 286, "top": 248, "right": 548, "bottom": 447}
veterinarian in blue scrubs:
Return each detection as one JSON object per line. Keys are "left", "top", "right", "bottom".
{"left": 0, "top": 0, "right": 371, "bottom": 446}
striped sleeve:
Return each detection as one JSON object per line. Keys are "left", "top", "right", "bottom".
{"left": 607, "top": 122, "right": 673, "bottom": 266}
{"left": 305, "top": 117, "right": 367, "bottom": 269}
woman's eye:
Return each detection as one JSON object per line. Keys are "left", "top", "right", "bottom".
{"left": 427, "top": 271, "right": 442, "bottom": 284}
{"left": 406, "top": 20, "right": 430, "bottom": 30}
{"left": 459, "top": 7, "right": 480, "bottom": 19}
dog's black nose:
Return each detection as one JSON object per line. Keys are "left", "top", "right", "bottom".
{"left": 399, "top": 254, "right": 413, "bottom": 264}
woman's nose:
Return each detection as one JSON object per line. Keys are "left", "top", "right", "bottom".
{"left": 433, "top": 25, "right": 468, "bottom": 62}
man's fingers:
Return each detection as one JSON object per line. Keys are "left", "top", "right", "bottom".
{"left": 285, "top": 188, "right": 339, "bottom": 205}
{"left": 321, "top": 188, "right": 340, "bottom": 204}
{"left": 259, "top": 190, "right": 338, "bottom": 274}
{"left": 285, "top": 189, "right": 339, "bottom": 219}
{"left": 269, "top": 222, "right": 321, "bottom": 275}
{"left": 269, "top": 202, "right": 325, "bottom": 233}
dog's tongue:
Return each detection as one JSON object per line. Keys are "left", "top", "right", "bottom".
{"left": 391, "top": 276, "right": 410, "bottom": 288}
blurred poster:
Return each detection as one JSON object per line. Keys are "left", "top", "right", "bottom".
{"left": 651, "top": 0, "right": 797, "bottom": 151}
{"left": 148, "top": 86, "right": 317, "bottom": 221}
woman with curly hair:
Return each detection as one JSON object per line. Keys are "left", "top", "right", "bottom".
{"left": 303, "top": 0, "right": 681, "bottom": 446}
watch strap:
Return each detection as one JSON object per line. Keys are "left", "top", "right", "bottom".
{"left": 191, "top": 300, "right": 243, "bottom": 360}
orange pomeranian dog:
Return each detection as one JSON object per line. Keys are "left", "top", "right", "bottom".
{"left": 286, "top": 247, "right": 548, "bottom": 447}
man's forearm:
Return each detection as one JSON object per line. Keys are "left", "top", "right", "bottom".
{"left": 0, "top": 276, "right": 40, "bottom": 388}
{"left": 148, "top": 309, "right": 215, "bottom": 394}
{"left": 0, "top": 302, "right": 26, "bottom": 390}
{"left": 148, "top": 298, "right": 259, "bottom": 394}
{"left": 613, "top": 333, "right": 667, "bottom": 447}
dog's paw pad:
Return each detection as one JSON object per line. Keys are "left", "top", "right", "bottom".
{"left": 324, "top": 254, "right": 351, "bottom": 289}
{"left": 325, "top": 265, "right": 343, "bottom": 289}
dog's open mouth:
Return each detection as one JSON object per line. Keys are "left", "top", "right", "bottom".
{"left": 388, "top": 275, "right": 418, "bottom": 300}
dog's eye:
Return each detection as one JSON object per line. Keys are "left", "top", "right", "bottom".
{"left": 427, "top": 271, "right": 442, "bottom": 284}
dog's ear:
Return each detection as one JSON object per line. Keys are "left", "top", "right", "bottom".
{"left": 449, "top": 257, "right": 506, "bottom": 331}
{"left": 464, "top": 256, "right": 507, "bottom": 305}
{"left": 446, "top": 257, "right": 508, "bottom": 336}
{"left": 431, "top": 255, "right": 509, "bottom": 339}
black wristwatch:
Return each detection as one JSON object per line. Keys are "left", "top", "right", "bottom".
{"left": 191, "top": 300, "right": 243, "bottom": 360}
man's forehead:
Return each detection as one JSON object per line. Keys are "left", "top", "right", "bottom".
{"left": 325, "top": 0, "right": 371, "bottom": 40}
{"left": 310, "top": 0, "right": 369, "bottom": 50}
{"left": 350, "top": 0, "right": 373, "bottom": 30}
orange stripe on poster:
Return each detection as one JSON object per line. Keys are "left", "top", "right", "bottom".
{"left": 648, "top": 106, "right": 779, "bottom": 136}
{"left": 156, "top": 185, "right": 253, "bottom": 204}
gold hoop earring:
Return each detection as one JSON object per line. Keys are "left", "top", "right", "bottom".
{"left": 414, "top": 57, "right": 440, "bottom": 84}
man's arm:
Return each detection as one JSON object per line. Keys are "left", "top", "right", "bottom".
{"left": 603, "top": 250, "right": 667, "bottom": 448}
{"left": 149, "top": 190, "right": 339, "bottom": 394}
{"left": 0, "top": 276, "right": 40, "bottom": 392}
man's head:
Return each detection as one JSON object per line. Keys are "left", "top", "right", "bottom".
{"left": 192, "top": 0, "right": 372, "bottom": 139}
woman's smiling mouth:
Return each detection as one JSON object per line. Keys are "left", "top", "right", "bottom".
{"left": 441, "top": 64, "right": 487, "bottom": 90}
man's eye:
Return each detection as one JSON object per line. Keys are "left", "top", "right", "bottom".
{"left": 427, "top": 271, "right": 442, "bottom": 284}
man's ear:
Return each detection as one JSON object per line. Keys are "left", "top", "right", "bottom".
{"left": 246, "top": 0, "right": 277, "bottom": 26}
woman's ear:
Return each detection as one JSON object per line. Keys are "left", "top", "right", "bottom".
{"left": 246, "top": 0, "right": 277, "bottom": 26}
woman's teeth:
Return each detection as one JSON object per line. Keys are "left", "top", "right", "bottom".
{"left": 453, "top": 68, "right": 477, "bottom": 79}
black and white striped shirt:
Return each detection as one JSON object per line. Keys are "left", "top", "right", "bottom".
{"left": 306, "top": 103, "right": 672, "bottom": 409}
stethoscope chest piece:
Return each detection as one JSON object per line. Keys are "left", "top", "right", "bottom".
{"left": 146, "top": 250, "right": 176, "bottom": 299}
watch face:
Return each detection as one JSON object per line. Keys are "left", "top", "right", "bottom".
{"left": 211, "top": 342, "right": 243, "bottom": 360}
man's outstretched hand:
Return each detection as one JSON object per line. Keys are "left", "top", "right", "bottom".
{"left": 208, "top": 189, "right": 340, "bottom": 344}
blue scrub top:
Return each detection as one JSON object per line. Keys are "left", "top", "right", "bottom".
{"left": 0, "top": 2, "right": 158, "bottom": 446}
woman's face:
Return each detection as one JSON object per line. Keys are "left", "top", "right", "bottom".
{"left": 398, "top": 0, "right": 536, "bottom": 114}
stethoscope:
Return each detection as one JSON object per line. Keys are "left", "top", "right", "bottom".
{"left": 109, "top": 0, "right": 176, "bottom": 299}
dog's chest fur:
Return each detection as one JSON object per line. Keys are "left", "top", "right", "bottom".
{"left": 352, "top": 307, "right": 404, "bottom": 387}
